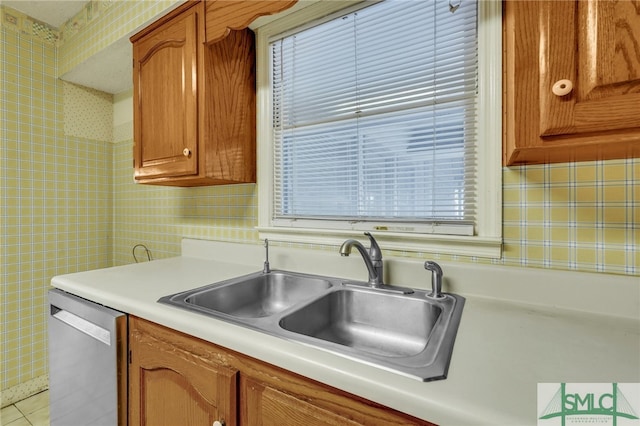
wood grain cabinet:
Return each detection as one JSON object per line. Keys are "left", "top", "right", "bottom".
{"left": 128, "top": 317, "right": 432, "bottom": 426}
{"left": 503, "top": 0, "right": 640, "bottom": 165}
{"left": 130, "top": 0, "right": 296, "bottom": 186}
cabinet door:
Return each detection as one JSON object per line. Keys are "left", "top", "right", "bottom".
{"left": 240, "top": 375, "right": 432, "bottom": 426}
{"left": 503, "top": 0, "right": 640, "bottom": 165}
{"left": 129, "top": 317, "right": 237, "bottom": 426}
{"left": 539, "top": 0, "right": 640, "bottom": 136}
{"left": 132, "top": 3, "right": 200, "bottom": 180}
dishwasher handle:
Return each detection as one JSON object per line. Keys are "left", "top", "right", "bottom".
{"left": 50, "top": 305, "right": 112, "bottom": 346}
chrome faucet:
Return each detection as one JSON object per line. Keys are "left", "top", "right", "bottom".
{"left": 424, "top": 261, "right": 444, "bottom": 298}
{"left": 339, "top": 232, "right": 384, "bottom": 287}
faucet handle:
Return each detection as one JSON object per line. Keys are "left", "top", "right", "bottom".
{"left": 364, "top": 232, "right": 382, "bottom": 261}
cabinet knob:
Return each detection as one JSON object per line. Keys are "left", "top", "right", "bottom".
{"left": 552, "top": 79, "right": 573, "bottom": 97}
{"left": 183, "top": 148, "right": 191, "bottom": 157}
{"left": 212, "top": 421, "right": 225, "bottom": 426}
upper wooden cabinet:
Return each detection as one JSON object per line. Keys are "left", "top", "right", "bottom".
{"left": 131, "top": 0, "right": 297, "bottom": 186}
{"left": 132, "top": 3, "right": 200, "bottom": 182}
{"left": 503, "top": 0, "right": 640, "bottom": 166}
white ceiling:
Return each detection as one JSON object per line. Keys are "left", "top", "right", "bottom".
{"left": 2, "top": 0, "right": 87, "bottom": 29}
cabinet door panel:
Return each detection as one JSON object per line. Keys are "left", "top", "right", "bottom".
{"left": 133, "top": 5, "right": 199, "bottom": 179}
{"left": 129, "top": 317, "right": 237, "bottom": 426}
{"left": 578, "top": 0, "right": 640, "bottom": 98}
{"left": 242, "top": 377, "right": 361, "bottom": 426}
{"left": 139, "top": 368, "right": 214, "bottom": 426}
{"left": 539, "top": 0, "right": 640, "bottom": 136}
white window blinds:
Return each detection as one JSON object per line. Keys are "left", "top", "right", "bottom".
{"left": 270, "top": 0, "right": 478, "bottom": 235}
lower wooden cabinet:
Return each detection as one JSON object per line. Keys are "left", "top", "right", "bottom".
{"left": 129, "top": 317, "right": 433, "bottom": 426}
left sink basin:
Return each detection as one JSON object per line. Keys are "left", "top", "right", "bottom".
{"left": 159, "top": 270, "right": 332, "bottom": 318}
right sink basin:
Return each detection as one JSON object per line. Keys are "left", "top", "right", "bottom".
{"left": 278, "top": 286, "right": 464, "bottom": 381}
{"left": 279, "top": 289, "right": 441, "bottom": 358}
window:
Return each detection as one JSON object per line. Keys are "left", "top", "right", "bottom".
{"left": 255, "top": 0, "right": 502, "bottom": 258}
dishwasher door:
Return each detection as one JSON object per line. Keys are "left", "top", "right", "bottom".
{"left": 48, "top": 289, "right": 127, "bottom": 426}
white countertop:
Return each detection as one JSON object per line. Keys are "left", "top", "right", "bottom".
{"left": 51, "top": 239, "right": 640, "bottom": 425}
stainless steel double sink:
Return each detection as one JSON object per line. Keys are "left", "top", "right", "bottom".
{"left": 158, "top": 270, "right": 464, "bottom": 381}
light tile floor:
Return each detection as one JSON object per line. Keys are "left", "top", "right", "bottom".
{"left": 1, "top": 391, "right": 50, "bottom": 426}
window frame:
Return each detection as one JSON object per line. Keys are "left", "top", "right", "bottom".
{"left": 254, "top": 0, "right": 502, "bottom": 258}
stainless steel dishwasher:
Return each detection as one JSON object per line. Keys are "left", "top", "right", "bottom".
{"left": 48, "top": 289, "right": 127, "bottom": 426}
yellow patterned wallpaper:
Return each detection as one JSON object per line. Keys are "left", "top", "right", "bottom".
{"left": 502, "top": 160, "right": 638, "bottom": 274}
{"left": 1, "top": 13, "right": 113, "bottom": 404}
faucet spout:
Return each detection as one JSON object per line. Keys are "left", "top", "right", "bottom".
{"left": 424, "top": 261, "right": 444, "bottom": 298}
{"left": 339, "top": 233, "right": 384, "bottom": 287}
{"left": 263, "top": 239, "right": 271, "bottom": 274}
